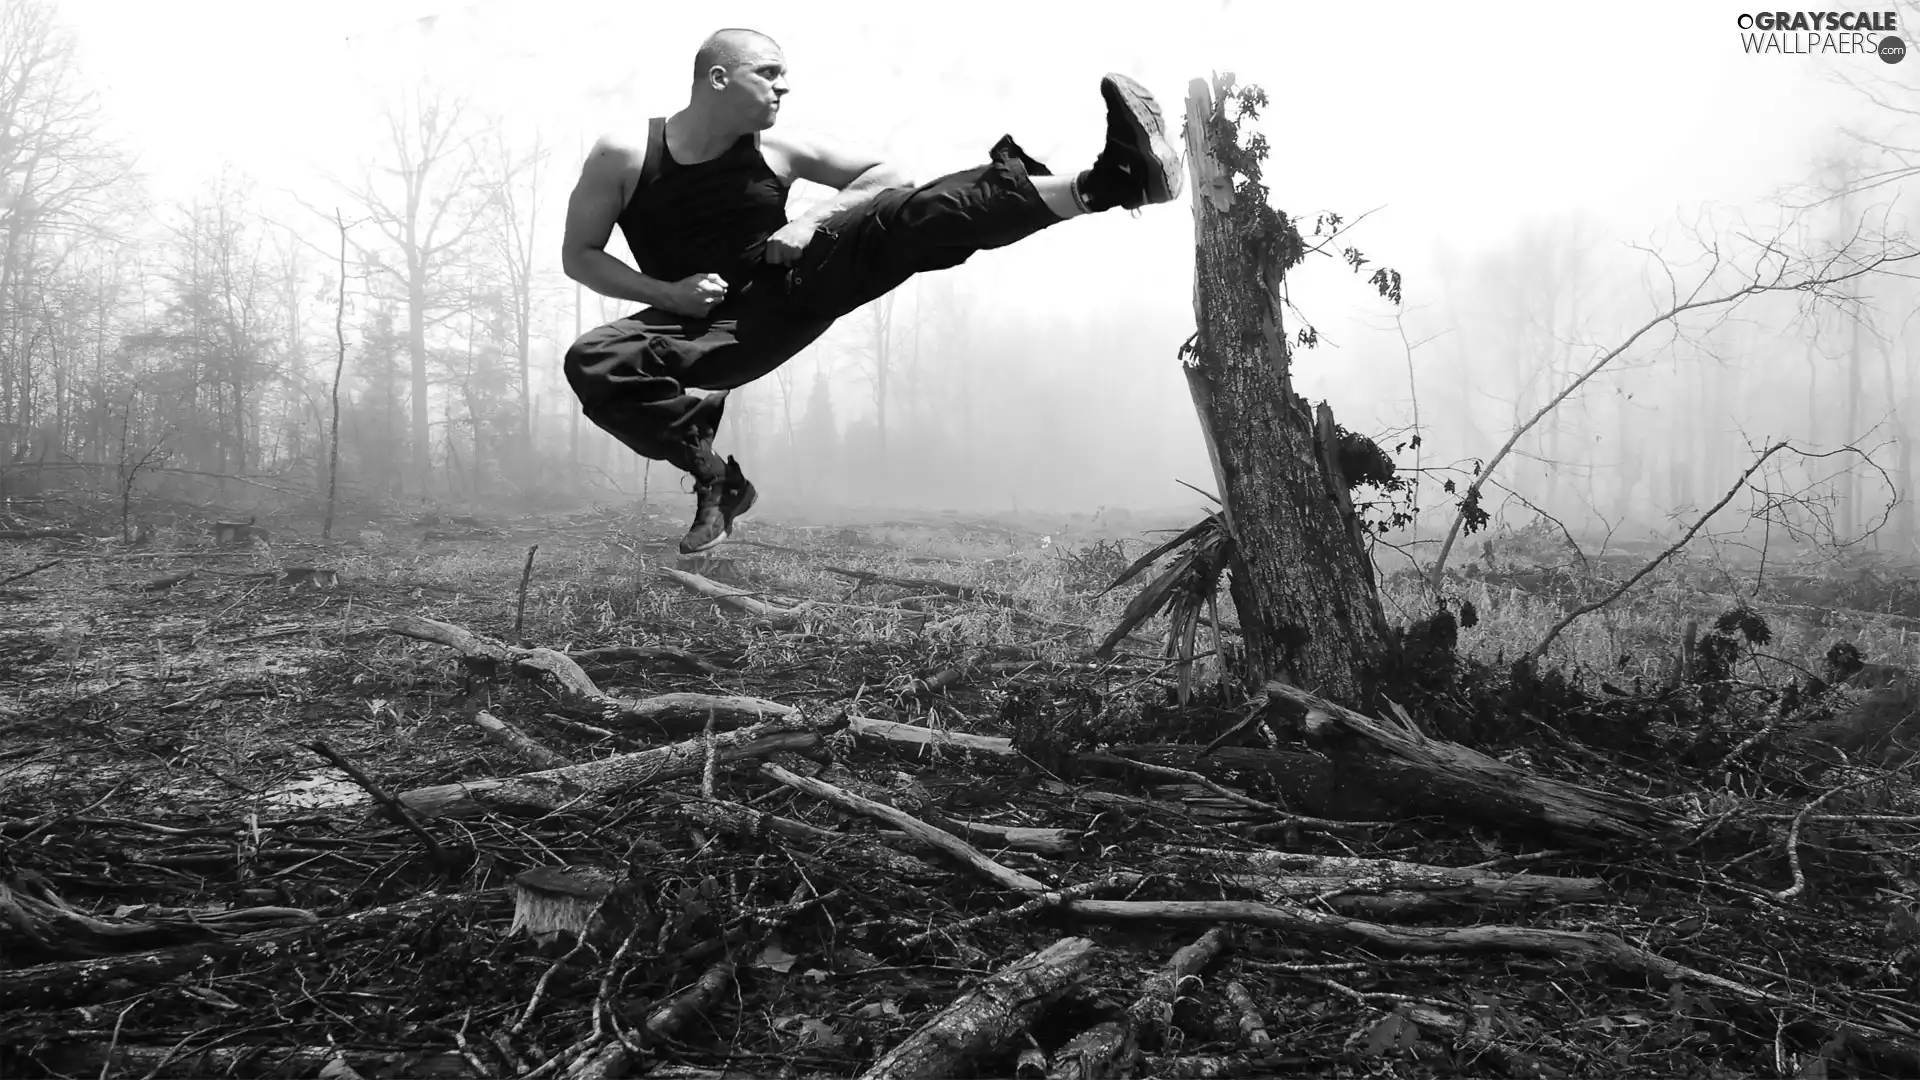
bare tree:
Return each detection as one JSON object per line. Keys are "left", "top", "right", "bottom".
{"left": 0, "top": 0, "right": 131, "bottom": 459}
{"left": 476, "top": 128, "right": 548, "bottom": 463}
{"left": 335, "top": 89, "right": 488, "bottom": 494}
{"left": 1429, "top": 217, "right": 1919, "bottom": 584}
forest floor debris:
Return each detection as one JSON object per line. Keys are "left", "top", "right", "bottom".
{"left": 1, "top": 498, "right": 1917, "bottom": 1078}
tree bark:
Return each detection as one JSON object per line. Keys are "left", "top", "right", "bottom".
{"left": 1180, "top": 75, "right": 1390, "bottom": 705}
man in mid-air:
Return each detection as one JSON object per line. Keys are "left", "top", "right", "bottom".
{"left": 561, "top": 28, "right": 1181, "bottom": 554}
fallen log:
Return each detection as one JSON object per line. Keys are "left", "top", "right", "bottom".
{"left": 396, "top": 715, "right": 840, "bottom": 818}
{"left": 859, "top": 937, "right": 1098, "bottom": 1080}
{"left": 612, "top": 692, "right": 798, "bottom": 736}
{"left": 1266, "top": 680, "right": 1683, "bottom": 846}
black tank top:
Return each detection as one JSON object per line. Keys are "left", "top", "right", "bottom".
{"left": 616, "top": 117, "right": 790, "bottom": 287}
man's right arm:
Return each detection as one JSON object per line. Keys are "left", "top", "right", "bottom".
{"left": 560, "top": 135, "right": 674, "bottom": 306}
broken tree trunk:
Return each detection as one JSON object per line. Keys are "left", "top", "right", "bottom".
{"left": 1181, "top": 73, "right": 1392, "bottom": 705}
{"left": 1269, "top": 680, "right": 1682, "bottom": 846}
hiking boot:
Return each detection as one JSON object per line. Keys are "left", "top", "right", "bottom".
{"left": 677, "top": 456, "right": 758, "bottom": 555}
{"left": 1077, "top": 73, "right": 1183, "bottom": 212}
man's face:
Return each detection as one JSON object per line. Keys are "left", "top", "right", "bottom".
{"left": 716, "top": 44, "right": 788, "bottom": 129}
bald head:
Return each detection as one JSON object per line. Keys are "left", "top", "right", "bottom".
{"left": 693, "top": 28, "right": 781, "bottom": 85}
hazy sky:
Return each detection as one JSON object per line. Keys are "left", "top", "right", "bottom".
{"left": 47, "top": 0, "right": 1903, "bottom": 510}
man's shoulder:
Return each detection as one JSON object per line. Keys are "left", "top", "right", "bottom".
{"left": 587, "top": 128, "right": 652, "bottom": 171}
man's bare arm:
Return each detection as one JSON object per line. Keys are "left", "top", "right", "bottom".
{"left": 767, "top": 130, "right": 912, "bottom": 227}
{"left": 561, "top": 136, "right": 676, "bottom": 305}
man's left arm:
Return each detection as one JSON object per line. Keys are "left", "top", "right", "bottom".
{"left": 764, "top": 131, "right": 912, "bottom": 264}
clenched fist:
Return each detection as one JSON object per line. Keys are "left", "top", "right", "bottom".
{"left": 660, "top": 273, "right": 730, "bottom": 318}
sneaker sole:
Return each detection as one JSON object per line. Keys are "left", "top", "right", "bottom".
{"left": 679, "top": 531, "right": 728, "bottom": 555}
{"left": 1102, "top": 74, "right": 1184, "bottom": 205}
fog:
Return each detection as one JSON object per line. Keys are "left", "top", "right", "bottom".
{"left": 8, "top": 0, "right": 1914, "bottom": 551}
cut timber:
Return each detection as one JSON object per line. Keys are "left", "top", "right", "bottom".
{"left": 396, "top": 715, "right": 839, "bottom": 818}
{"left": 1179, "top": 74, "right": 1392, "bottom": 701}
{"left": 389, "top": 615, "right": 792, "bottom": 734}
{"left": 1267, "top": 680, "right": 1681, "bottom": 846}
{"left": 858, "top": 937, "right": 1098, "bottom": 1080}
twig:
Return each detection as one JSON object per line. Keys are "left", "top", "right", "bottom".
{"left": 303, "top": 741, "right": 456, "bottom": 875}
{"left": 514, "top": 544, "right": 539, "bottom": 644}
{"left": 1526, "top": 441, "right": 1791, "bottom": 662}
{"left": 1773, "top": 773, "right": 1894, "bottom": 902}
{"left": 0, "top": 559, "right": 61, "bottom": 586}
{"left": 901, "top": 874, "right": 1146, "bottom": 949}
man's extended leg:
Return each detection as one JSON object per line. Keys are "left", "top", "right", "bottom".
{"left": 786, "top": 73, "right": 1183, "bottom": 321}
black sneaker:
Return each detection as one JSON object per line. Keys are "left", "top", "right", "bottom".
{"left": 677, "top": 457, "right": 757, "bottom": 555}
{"left": 1079, "top": 73, "right": 1183, "bottom": 212}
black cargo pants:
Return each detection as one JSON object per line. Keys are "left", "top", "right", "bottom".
{"left": 562, "top": 136, "right": 1063, "bottom": 484}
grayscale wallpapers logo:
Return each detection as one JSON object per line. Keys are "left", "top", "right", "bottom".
{"left": 1735, "top": 10, "right": 1905, "bottom": 61}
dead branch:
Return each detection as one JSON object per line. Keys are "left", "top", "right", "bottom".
{"left": 759, "top": 762, "right": 1049, "bottom": 893}
{"left": 387, "top": 614, "right": 793, "bottom": 733}
{"left": 673, "top": 800, "right": 944, "bottom": 880}
{"left": 0, "top": 890, "right": 497, "bottom": 1010}
{"left": 858, "top": 937, "right": 1098, "bottom": 1080}
{"left": 1149, "top": 845, "right": 1607, "bottom": 915}
{"left": 658, "top": 567, "right": 812, "bottom": 626}
{"left": 848, "top": 713, "right": 1018, "bottom": 756}
{"left": 473, "top": 710, "right": 573, "bottom": 769}
{"left": 396, "top": 715, "right": 841, "bottom": 818}
{"left": 305, "top": 740, "right": 459, "bottom": 874}
{"left": 825, "top": 565, "right": 1017, "bottom": 605}
{"left": 1267, "top": 681, "right": 1683, "bottom": 846}
{"left": 1130, "top": 926, "right": 1234, "bottom": 1049}
{"left": 0, "top": 558, "right": 61, "bottom": 585}
{"left": 569, "top": 644, "right": 724, "bottom": 676}
{"left": 1430, "top": 238, "right": 1920, "bottom": 585}
{"left": 1526, "top": 441, "right": 1792, "bottom": 662}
